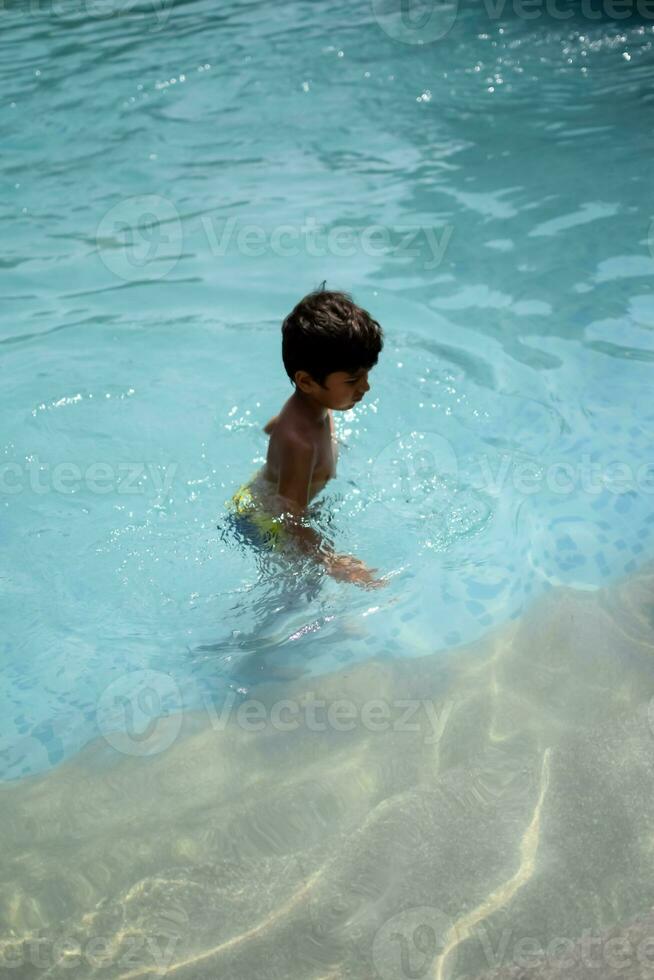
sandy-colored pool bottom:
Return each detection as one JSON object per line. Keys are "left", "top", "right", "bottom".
{"left": 3, "top": 566, "right": 654, "bottom": 979}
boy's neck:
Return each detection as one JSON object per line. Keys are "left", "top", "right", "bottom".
{"left": 291, "top": 387, "right": 329, "bottom": 422}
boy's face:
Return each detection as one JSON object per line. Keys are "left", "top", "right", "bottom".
{"left": 297, "top": 368, "right": 372, "bottom": 411}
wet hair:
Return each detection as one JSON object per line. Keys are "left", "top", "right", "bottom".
{"left": 282, "top": 284, "right": 384, "bottom": 388}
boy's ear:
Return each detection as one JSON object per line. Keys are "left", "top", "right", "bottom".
{"left": 294, "top": 370, "right": 315, "bottom": 393}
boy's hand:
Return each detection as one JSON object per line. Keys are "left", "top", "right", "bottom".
{"left": 324, "top": 554, "right": 387, "bottom": 589}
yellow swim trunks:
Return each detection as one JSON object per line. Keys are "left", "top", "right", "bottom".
{"left": 226, "top": 479, "right": 286, "bottom": 550}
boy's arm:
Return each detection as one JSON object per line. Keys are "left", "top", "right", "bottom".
{"left": 273, "top": 437, "right": 325, "bottom": 554}
{"left": 273, "top": 435, "right": 383, "bottom": 588}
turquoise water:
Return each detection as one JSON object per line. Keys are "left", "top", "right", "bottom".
{"left": 2, "top": 0, "right": 654, "bottom": 783}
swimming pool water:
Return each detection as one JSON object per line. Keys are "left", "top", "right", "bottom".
{"left": 2, "top": 0, "right": 654, "bottom": 781}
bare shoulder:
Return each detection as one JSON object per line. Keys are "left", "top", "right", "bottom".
{"left": 275, "top": 424, "right": 316, "bottom": 459}
{"left": 268, "top": 411, "right": 316, "bottom": 464}
{"left": 263, "top": 395, "right": 300, "bottom": 436}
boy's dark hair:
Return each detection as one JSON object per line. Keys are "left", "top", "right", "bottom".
{"left": 282, "top": 285, "right": 384, "bottom": 388}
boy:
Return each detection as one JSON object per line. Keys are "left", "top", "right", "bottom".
{"left": 228, "top": 286, "right": 386, "bottom": 589}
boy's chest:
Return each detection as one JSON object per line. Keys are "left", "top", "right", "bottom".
{"left": 313, "top": 412, "right": 339, "bottom": 480}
